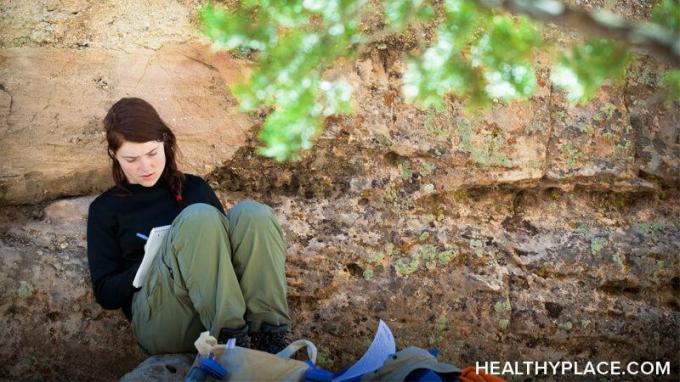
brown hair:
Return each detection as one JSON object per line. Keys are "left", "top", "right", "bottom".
{"left": 104, "top": 97, "right": 185, "bottom": 199}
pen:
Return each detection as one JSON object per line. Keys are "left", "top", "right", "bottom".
{"left": 136, "top": 233, "right": 149, "bottom": 241}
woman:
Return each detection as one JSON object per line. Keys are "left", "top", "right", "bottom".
{"left": 87, "top": 97, "right": 291, "bottom": 355}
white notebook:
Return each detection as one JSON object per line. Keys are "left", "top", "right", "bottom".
{"left": 133, "top": 225, "right": 171, "bottom": 288}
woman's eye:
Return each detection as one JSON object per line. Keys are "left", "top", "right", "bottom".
{"left": 148, "top": 152, "right": 157, "bottom": 157}
{"left": 125, "top": 158, "right": 137, "bottom": 163}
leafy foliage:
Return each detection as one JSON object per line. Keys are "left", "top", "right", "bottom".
{"left": 551, "top": 39, "right": 630, "bottom": 102}
{"left": 664, "top": 70, "right": 680, "bottom": 100}
{"left": 201, "top": 0, "right": 360, "bottom": 161}
{"left": 652, "top": 0, "right": 680, "bottom": 32}
{"left": 200, "top": 0, "right": 680, "bottom": 161}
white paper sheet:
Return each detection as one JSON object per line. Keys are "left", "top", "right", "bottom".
{"left": 132, "top": 225, "right": 171, "bottom": 288}
{"left": 332, "top": 320, "right": 396, "bottom": 381}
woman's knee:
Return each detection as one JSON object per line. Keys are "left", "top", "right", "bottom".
{"left": 175, "top": 203, "right": 223, "bottom": 227}
{"left": 228, "top": 200, "right": 276, "bottom": 226}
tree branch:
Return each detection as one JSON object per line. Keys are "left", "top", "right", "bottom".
{"left": 475, "top": 0, "right": 680, "bottom": 65}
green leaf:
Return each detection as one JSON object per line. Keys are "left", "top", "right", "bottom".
{"left": 551, "top": 39, "right": 630, "bottom": 102}
{"left": 384, "top": 0, "right": 434, "bottom": 29}
{"left": 471, "top": 15, "right": 541, "bottom": 100}
{"left": 652, "top": 0, "right": 680, "bottom": 32}
{"left": 199, "top": 3, "right": 271, "bottom": 51}
{"left": 663, "top": 69, "right": 680, "bottom": 101}
{"left": 403, "top": 23, "right": 488, "bottom": 109}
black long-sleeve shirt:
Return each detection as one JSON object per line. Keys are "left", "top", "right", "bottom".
{"left": 86, "top": 174, "right": 224, "bottom": 320}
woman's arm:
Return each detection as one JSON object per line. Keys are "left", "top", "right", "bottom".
{"left": 87, "top": 202, "right": 141, "bottom": 310}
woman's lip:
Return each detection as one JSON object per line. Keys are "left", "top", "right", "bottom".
{"left": 141, "top": 173, "right": 154, "bottom": 178}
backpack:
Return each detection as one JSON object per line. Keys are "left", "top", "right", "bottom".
{"left": 186, "top": 332, "right": 461, "bottom": 382}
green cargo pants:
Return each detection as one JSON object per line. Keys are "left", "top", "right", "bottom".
{"left": 131, "top": 201, "right": 291, "bottom": 354}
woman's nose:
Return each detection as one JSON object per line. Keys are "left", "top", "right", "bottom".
{"left": 139, "top": 158, "right": 153, "bottom": 172}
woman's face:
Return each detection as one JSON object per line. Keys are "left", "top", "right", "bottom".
{"left": 115, "top": 140, "right": 166, "bottom": 187}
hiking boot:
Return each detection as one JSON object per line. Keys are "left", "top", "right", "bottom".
{"left": 250, "top": 322, "right": 290, "bottom": 354}
{"left": 218, "top": 323, "right": 251, "bottom": 348}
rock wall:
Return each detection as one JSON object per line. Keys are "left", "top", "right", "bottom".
{"left": 0, "top": 0, "right": 254, "bottom": 205}
{"left": 0, "top": 0, "right": 679, "bottom": 381}
{"left": 206, "top": 50, "right": 680, "bottom": 377}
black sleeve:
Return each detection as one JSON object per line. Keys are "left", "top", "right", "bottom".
{"left": 86, "top": 201, "right": 141, "bottom": 310}
{"left": 202, "top": 180, "right": 225, "bottom": 214}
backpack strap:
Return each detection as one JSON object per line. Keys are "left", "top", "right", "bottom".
{"left": 276, "top": 339, "right": 318, "bottom": 364}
